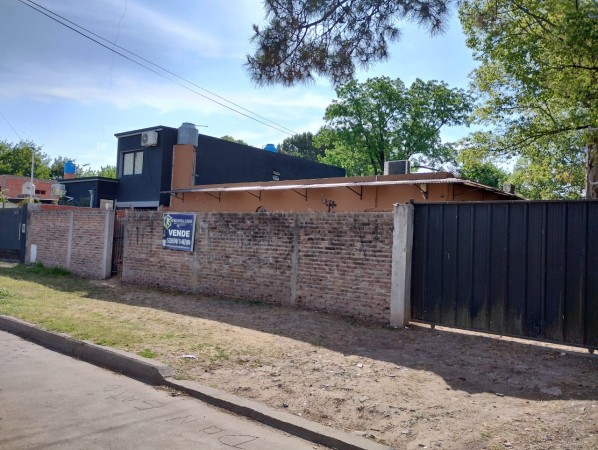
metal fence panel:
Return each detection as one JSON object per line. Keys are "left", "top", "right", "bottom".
{"left": 0, "top": 208, "right": 23, "bottom": 261}
{"left": 412, "top": 201, "right": 598, "bottom": 349}
{"left": 111, "top": 212, "right": 125, "bottom": 277}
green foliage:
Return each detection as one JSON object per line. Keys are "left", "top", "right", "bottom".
{"left": 220, "top": 135, "right": 248, "bottom": 145}
{"left": 138, "top": 348, "right": 157, "bottom": 359}
{"left": 77, "top": 164, "right": 117, "bottom": 179}
{"left": 278, "top": 132, "right": 325, "bottom": 162}
{"left": 48, "top": 156, "right": 70, "bottom": 179}
{"left": 26, "top": 262, "right": 71, "bottom": 277}
{"left": 457, "top": 147, "right": 509, "bottom": 188}
{"left": 459, "top": 0, "right": 598, "bottom": 198}
{"left": 460, "top": 0, "right": 597, "bottom": 127}
{"left": 247, "top": 0, "right": 452, "bottom": 86}
{"left": 96, "top": 165, "right": 117, "bottom": 179}
{"left": 0, "top": 140, "right": 51, "bottom": 178}
{"left": 0, "top": 139, "right": 117, "bottom": 180}
{"left": 0, "top": 188, "right": 7, "bottom": 206}
{"left": 316, "top": 77, "right": 473, "bottom": 175}
{"left": 314, "top": 128, "right": 373, "bottom": 176}
{"left": 508, "top": 135, "right": 586, "bottom": 199}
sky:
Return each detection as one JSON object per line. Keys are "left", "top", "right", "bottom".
{"left": 0, "top": 0, "right": 480, "bottom": 171}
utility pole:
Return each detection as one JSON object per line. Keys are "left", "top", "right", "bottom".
{"left": 29, "top": 146, "right": 35, "bottom": 204}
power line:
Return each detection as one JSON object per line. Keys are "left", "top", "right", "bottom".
{"left": 0, "top": 111, "right": 23, "bottom": 141}
{"left": 17, "top": 0, "right": 298, "bottom": 137}
{"left": 20, "top": 0, "right": 296, "bottom": 136}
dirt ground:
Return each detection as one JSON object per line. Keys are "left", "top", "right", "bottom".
{"left": 86, "top": 279, "right": 598, "bottom": 449}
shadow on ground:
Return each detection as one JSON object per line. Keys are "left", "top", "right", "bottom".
{"left": 3, "top": 265, "right": 597, "bottom": 403}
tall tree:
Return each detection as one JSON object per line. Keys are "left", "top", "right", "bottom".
{"left": 0, "top": 140, "right": 51, "bottom": 178}
{"left": 507, "top": 134, "right": 586, "bottom": 199}
{"left": 460, "top": 0, "right": 598, "bottom": 197}
{"left": 247, "top": 0, "right": 452, "bottom": 86}
{"left": 278, "top": 132, "right": 325, "bottom": 161}
{"left": 316, "top": 77, "right": 473, "bottom": 175}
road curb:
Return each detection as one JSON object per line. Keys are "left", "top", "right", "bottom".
{"left": 0, "top": 315, "right": 394, "bottom": 450}
{"left": 165, "top": 377, "right": 393, "bottom": 450}
{"left": 0, "top": 315, "right": 173, "bottom": 385}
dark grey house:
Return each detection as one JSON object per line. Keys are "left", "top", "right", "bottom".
{"left": 61, "top": 177, "right": 119, "bottom": 208}
{"left": 114, "top": 125, "right": 345, "bottom": 209}
{"left": 114, "top": 125, "right": 178, "bottom": 208}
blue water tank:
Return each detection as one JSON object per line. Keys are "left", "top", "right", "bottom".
{"left": 263, "top": 143, "right": 277, "bottom": 153}
{"left": 64, "top": 160, "right": 76, "bottom": 176}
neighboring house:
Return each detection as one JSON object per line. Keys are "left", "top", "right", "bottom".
{"left": 37, "top": 122, "right": 518, "bottom": 212}
{"left": 114, "top": 126, "right": 179, "bottom": 209}
{"left": 169, "top": 145, "right": 521, "bottom": 212}
{"left": 166, "top": 144, "right": 520, "bottom": 213}
{"left": 60, "top": 177, "right": 119, "bottom": 208}
{"left": 0, "top": 175, "right": 54, "bottom": 205}
{"left": 114, "top": 125, "right": 345, "bottom": 209}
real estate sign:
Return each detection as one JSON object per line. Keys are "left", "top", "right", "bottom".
{"left": 162, "top": 213, "right": 196, "bottom": 252}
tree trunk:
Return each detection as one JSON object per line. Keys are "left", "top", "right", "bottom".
{"left": 586, "top": 140, "right": 598, "bottom": 199}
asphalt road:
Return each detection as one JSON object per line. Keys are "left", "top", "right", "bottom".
{"left": 0, "top": 331, "right": 319, "bottom": 450}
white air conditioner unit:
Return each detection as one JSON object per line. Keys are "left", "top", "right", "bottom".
{"left": 141, "top": 131, "right": 158, "bottom": 147}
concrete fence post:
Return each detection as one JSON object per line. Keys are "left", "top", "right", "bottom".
{"left": 100, "top": 210, "right": 115, "bottom": 279}
{"left": 390, "top": 203, "right": 414, "bottom": 327}
{"left": 66, "top": 210, "right": 74, "bottom": 270}
{"left": 289, "top": 214, "right": 299, "bottom": 307}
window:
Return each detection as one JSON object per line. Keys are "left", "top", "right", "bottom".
{"left": 123, "top": 151, "right": 143, "bottom": 175}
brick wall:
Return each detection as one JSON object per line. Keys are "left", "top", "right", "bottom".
{"left": 27, "top": 207, "right": 114, "bottom": 279}
{"left": 121, "top": 211, "right": 393, "bottom": 323}
{"left": 296, "top": 214, "right": 393, "bottom": 322}
{"left": 0, "top": 175, "right": 54, "bottom": 200}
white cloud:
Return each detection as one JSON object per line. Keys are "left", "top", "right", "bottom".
{"left": 0, "top": 57, "right": 331, "bottom": 117}
{"left": 44, "top": 0, "right": 249, "bottom": 60}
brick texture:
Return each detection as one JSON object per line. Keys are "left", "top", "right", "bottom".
{"left": 121, "top": 211, "right": 393, "bottom": 324}
{"left": 27, "top": 208, "right": 112, "bottom": 279}
{"left": 296, "top": 213, "right": 393, "bottom": 323}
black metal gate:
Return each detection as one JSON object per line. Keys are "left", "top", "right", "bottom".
{"left": 411, "top": 201, "right": 598, "bottom": 349}
{"left": 111, "top": 212, "right": 125, "bottom": 277}
{"left": 0, "top": 206, "right": 27, "bottom": 262}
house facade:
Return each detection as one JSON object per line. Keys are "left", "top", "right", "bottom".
{"left": 114, "top": 125, "right": 345, "bottom": 209}
{"left": 0, "top": 175, "right": 54, "bottom": 205}
{"left": 60, "top": 177, "right": 119, "bottom": 208}
{"left": 165, "top": 144, "right": 520, "bottom": 213}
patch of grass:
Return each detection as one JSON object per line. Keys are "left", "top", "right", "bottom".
{"left": 138, "top": 349, "right": 157, "bottom": 359}
{"left": 212, "top": 346, "right": 230, "bottom": 362}
{"left": 0, "top": 266, "right": 263, "bottom": 377}
{"left": 481, "top": 430, "right": 493, "bottom": 439}
{"left": 25, "top": 262, "right": 71, "bottom": 277}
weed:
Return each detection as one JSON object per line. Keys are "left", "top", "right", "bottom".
{"left": 212, "top": 346, "right": 229, "bottom": 361}
{"left": 0, "top": 288, "right": 12, "bottom": 299}
{"left": 26, "top": 262, "right": 70, "bottom": 277}
{"left": 138, "top": 349, "right": 157, "bottom": 359}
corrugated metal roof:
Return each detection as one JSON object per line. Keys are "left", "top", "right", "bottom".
{"left": 163, "top": 177, "right": 520, "bottom": 199}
